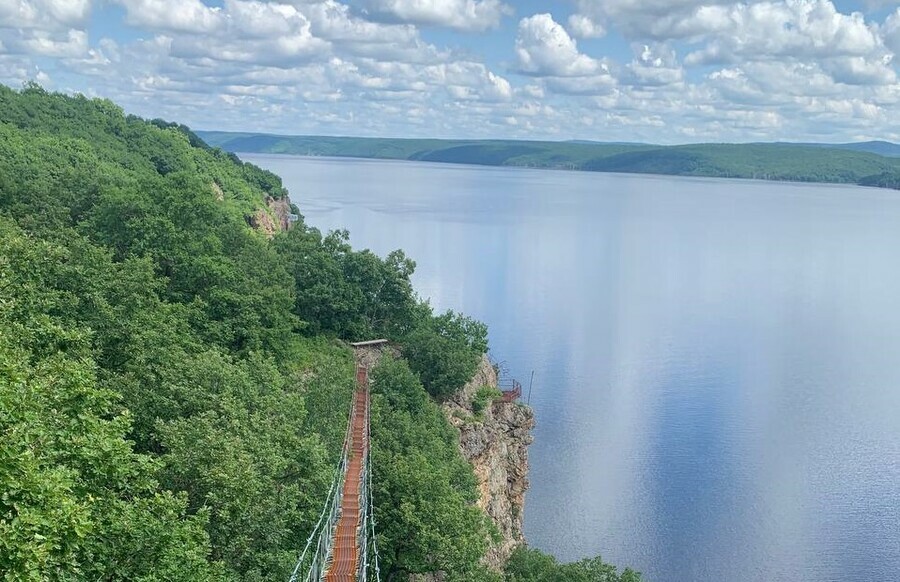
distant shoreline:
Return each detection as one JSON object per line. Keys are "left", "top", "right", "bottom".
{"left": 199, "top": 131, "right": 900, "bottom": 192}
{"left": 239, "top": 151, "right": 898, "bottom": 193}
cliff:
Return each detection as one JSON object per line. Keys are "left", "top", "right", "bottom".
{"left": 249, "top": 195, "right": 296, "bottom": 237}
{"left": 443, "top": 356, "right": 535, "bottom": 571}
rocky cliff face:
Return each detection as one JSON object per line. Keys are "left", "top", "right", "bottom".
{"left": 249, "top": 195, "right": 295, "bottom": 238}
{"left": 443, "top": 355, "right": 535, "bottom": 571}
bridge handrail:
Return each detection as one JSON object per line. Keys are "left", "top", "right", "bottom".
{"left": 498, "top": 378, "right": 522, "bottom": 402}
{"left": 290, "top": 361, "right": 383, "bottom": 582}
{"left": 288, "top": 381, "right": 360, "bottom": 582}
{"left": 366, "top": 383, "right": 382, "bottom": 582}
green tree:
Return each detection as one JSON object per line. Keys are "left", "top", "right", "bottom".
{"left": 0, "top": 224, "right": 220, "bottom": 580}
{"left": 275, "top": 227, "right": 419, "bottom": 340}
{"left": 370, "top": 357, "right": 492, "bottom": 580}
{"left": 402, "top": 310, "right": 488, "bottom": 399}
{"left": 504, "top": 547, "right": 643, "bottom": 582}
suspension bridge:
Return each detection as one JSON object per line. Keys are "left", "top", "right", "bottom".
{"left": 289, "top": 344, "right": 383, "bottom": 582}
{"left": 288, "top": 341, "right": 523, "bottom": 581}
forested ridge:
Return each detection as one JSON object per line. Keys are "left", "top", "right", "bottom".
{"left": 199, "top": 131, "right": 900, "bottom": 190}
{"left": 0, "top": 84, "right": 639, "bottom": 581}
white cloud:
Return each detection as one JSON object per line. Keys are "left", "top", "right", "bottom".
{"left": 625, "top": 44, "right": 684, "bottom": 86}
{"left": 0, "top": 27, "right": 91, "bottom": 58}
{"left": 679, "top": 1, "right": 885, "bottom": 63}
{"left": 515, "top": 14, "right": 617, "bottom": 96}
{"left": 114, "top": 0, "right": 222, "bottom": 34}
{"left": 362, "top": 0, "right": 512, "bottom": 32}
{"left": 0, "top": 0, "right": 92, "bottom": 59}
{"left": 307, "top": 1, "right": 418, "bottom": 44}
{"left": 516, "top": 14, "right": 604, "bottom": 77}
{"left": 823, "top": 55, "right": 896, "bottom": 85}
{"left": 883, "top": 8, "right": 900, "bottom": 54}
{"left": 567, "top": 14, "right": 605, "bottom": 39}
{"left": 572, "top": 0, "right": 737, "bottom": 39}
{"left": 23, "top": 29, "right": 89, "bottom": 57}
{"left": 1, "top": 0, "right": 899, "bottom": 143}
{"left": 0, "top": 0, "right": 92, "bottom": 30}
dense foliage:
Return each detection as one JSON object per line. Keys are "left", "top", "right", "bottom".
{"left": 504, "top": 547, "right": 642, "bottom": 582}
{"left": 370, "top": 357, "right": 498, "bottom": 581}
{"left": 0, "top": 84, "right": 488, "bottom": 580}
{"left": 1, "top": 84, "right": 640, "bottom": 581}
{"left": 1, "top": 223, "right": 220, "bottom": 580}
{"left": 0, "top": 83, "right": 365, "bottom": 580}
{"left": 402, "top": 310, "right": 488, "bottom": 399}
{"left": 200, "top": 131, "right": 900, "bottom": 190}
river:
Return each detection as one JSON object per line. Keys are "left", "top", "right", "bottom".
{"left": 244, "top": 154, "right": 900, "bottom": 582}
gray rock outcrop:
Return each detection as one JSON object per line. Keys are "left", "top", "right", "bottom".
{"left": 442, "top": 355, "right": 535, "bottom": 571}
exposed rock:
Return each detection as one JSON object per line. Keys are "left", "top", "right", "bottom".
{"left": 442, "top": 355, "right": 535, "bottom": 572}
{"left": 249, "top": 208, "right": 278, "bottom": 238}
{"left": 248, "top": 195, "right": 296, "bottom": 238}
{"left": 267, "top": 195, "right": 294, "bottom": 232}
{"left": 211, "top": 181, "right": 225, "bottom": 201}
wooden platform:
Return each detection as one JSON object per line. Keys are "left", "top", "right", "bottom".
{"left": 349, "top": 339, "right": 389, "bottom": 347}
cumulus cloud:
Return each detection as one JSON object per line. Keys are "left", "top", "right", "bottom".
{"left": 306, "top": 1, "right": 418, "bottom": 44}
{"left": 625, "top": 44, "right": 684, "bottom": 86}
{"left": 166, "top": 4, "right": 329, "bottom": 66}
{"left": 0, "top": 0, "right": 92, "bottom": 30}
{"left": 572, "top": 0, "right": 736, "bottom": 39}
{"left": 572, "top": 0, "right": 897, "bottom": 94}
{"left": 567, "top": 14, "right": 605, "bottom": 38}
{"left": 516, "top": 14, "right": 604, "bottom": 77}
{"left": 0, "top": 0, "right": 518, "bottom": 138}
{"left": 884, "top": 8, "right": 900, "bottom": 54}
{"left": 823, "top": 55, "right": 896, "bottom": 85}
{"left": 22, "top": 29, "right": 89, "bottom": 57}
{"left": 0, "top": 0, "right": 93, "bottom": 60}
{"left": 576, "top": 0, "right": 891, "bottom": 76}
{"left": 114, "top": 0, "right": 221, "bottom": 34}
{"left": 679, "top": 1, "right": 884, "bottom": 63}
{"left": 361, "top": 0, "right": 512, "bottom": 32}
{"left": 515, "top": 14, "right": 616, "bottom": 96}
{"left": 1, "top": 0, "right": 899, "bottom": 143}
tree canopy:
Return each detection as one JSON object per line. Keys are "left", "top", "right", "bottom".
{"left": 0, "top": 84, "right": 641, "bottom": 581}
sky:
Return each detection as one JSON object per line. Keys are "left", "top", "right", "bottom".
{"left": 2, "top": 0, "right": 900, "bottom": 143}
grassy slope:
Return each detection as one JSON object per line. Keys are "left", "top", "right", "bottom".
{"left": 198, "top": 131, "right": 900, "bottom": 189}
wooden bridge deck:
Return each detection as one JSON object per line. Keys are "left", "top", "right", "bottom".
{"left": 324, "top": 366, "right": 369, "bottom": 582}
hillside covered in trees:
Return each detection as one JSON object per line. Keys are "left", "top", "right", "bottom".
{"left": 0, "top": 84, "right": 640, "bottom": 581}
{"left": 199, "top": 132, "right": 900, "bottom": 190}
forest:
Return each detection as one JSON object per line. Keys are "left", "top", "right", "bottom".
{"left": 0, "top": 84, "right": 639, "bottom": 581}
{"left": 199, "top": 131, "right": 900, "bottom": 190}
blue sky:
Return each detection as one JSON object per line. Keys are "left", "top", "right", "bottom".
{"left": 2, "top": 0, "right": 900, "bottom": 143}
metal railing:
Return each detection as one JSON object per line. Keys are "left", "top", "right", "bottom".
{"left": 289, "top": 363, "right": 382, "bottom": 582}
{"left": 288, "top": 388, "right": 358, "bottom": 582}
{"left": 498, "top": 378, "right": 522, "bottom": 402}
{"left": 356, "top": 388, "right": 370, "bottom": 581}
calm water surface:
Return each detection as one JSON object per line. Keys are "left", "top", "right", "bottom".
{"left": 245, "top": 154, "right": 900, "bottom": 582}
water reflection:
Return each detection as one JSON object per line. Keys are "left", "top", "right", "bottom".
{"left": 245, "top": 154, "right": 900, "bottom": 582}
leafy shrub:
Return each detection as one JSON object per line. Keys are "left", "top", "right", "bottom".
{"left": 402, "top": 310, "right": 488, "bottom": 400}
{"left": 473, "top": 386, "right": 502, "bottom": 416}
{"left": 505, "top": 546, "right": 643, "bottom": 582}
{"left": 370, "top": 357, "right": 495, "bottom": 580}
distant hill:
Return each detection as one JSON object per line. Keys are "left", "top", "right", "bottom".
{"left": 197, "top": 131, "right": 900, "bottom": 190}
{"left": 791, "top": 141, "right": 900, "bottom": 158}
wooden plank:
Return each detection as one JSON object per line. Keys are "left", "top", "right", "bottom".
{"left": 349, "top": 339, "right": 389, "bottom": 347}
